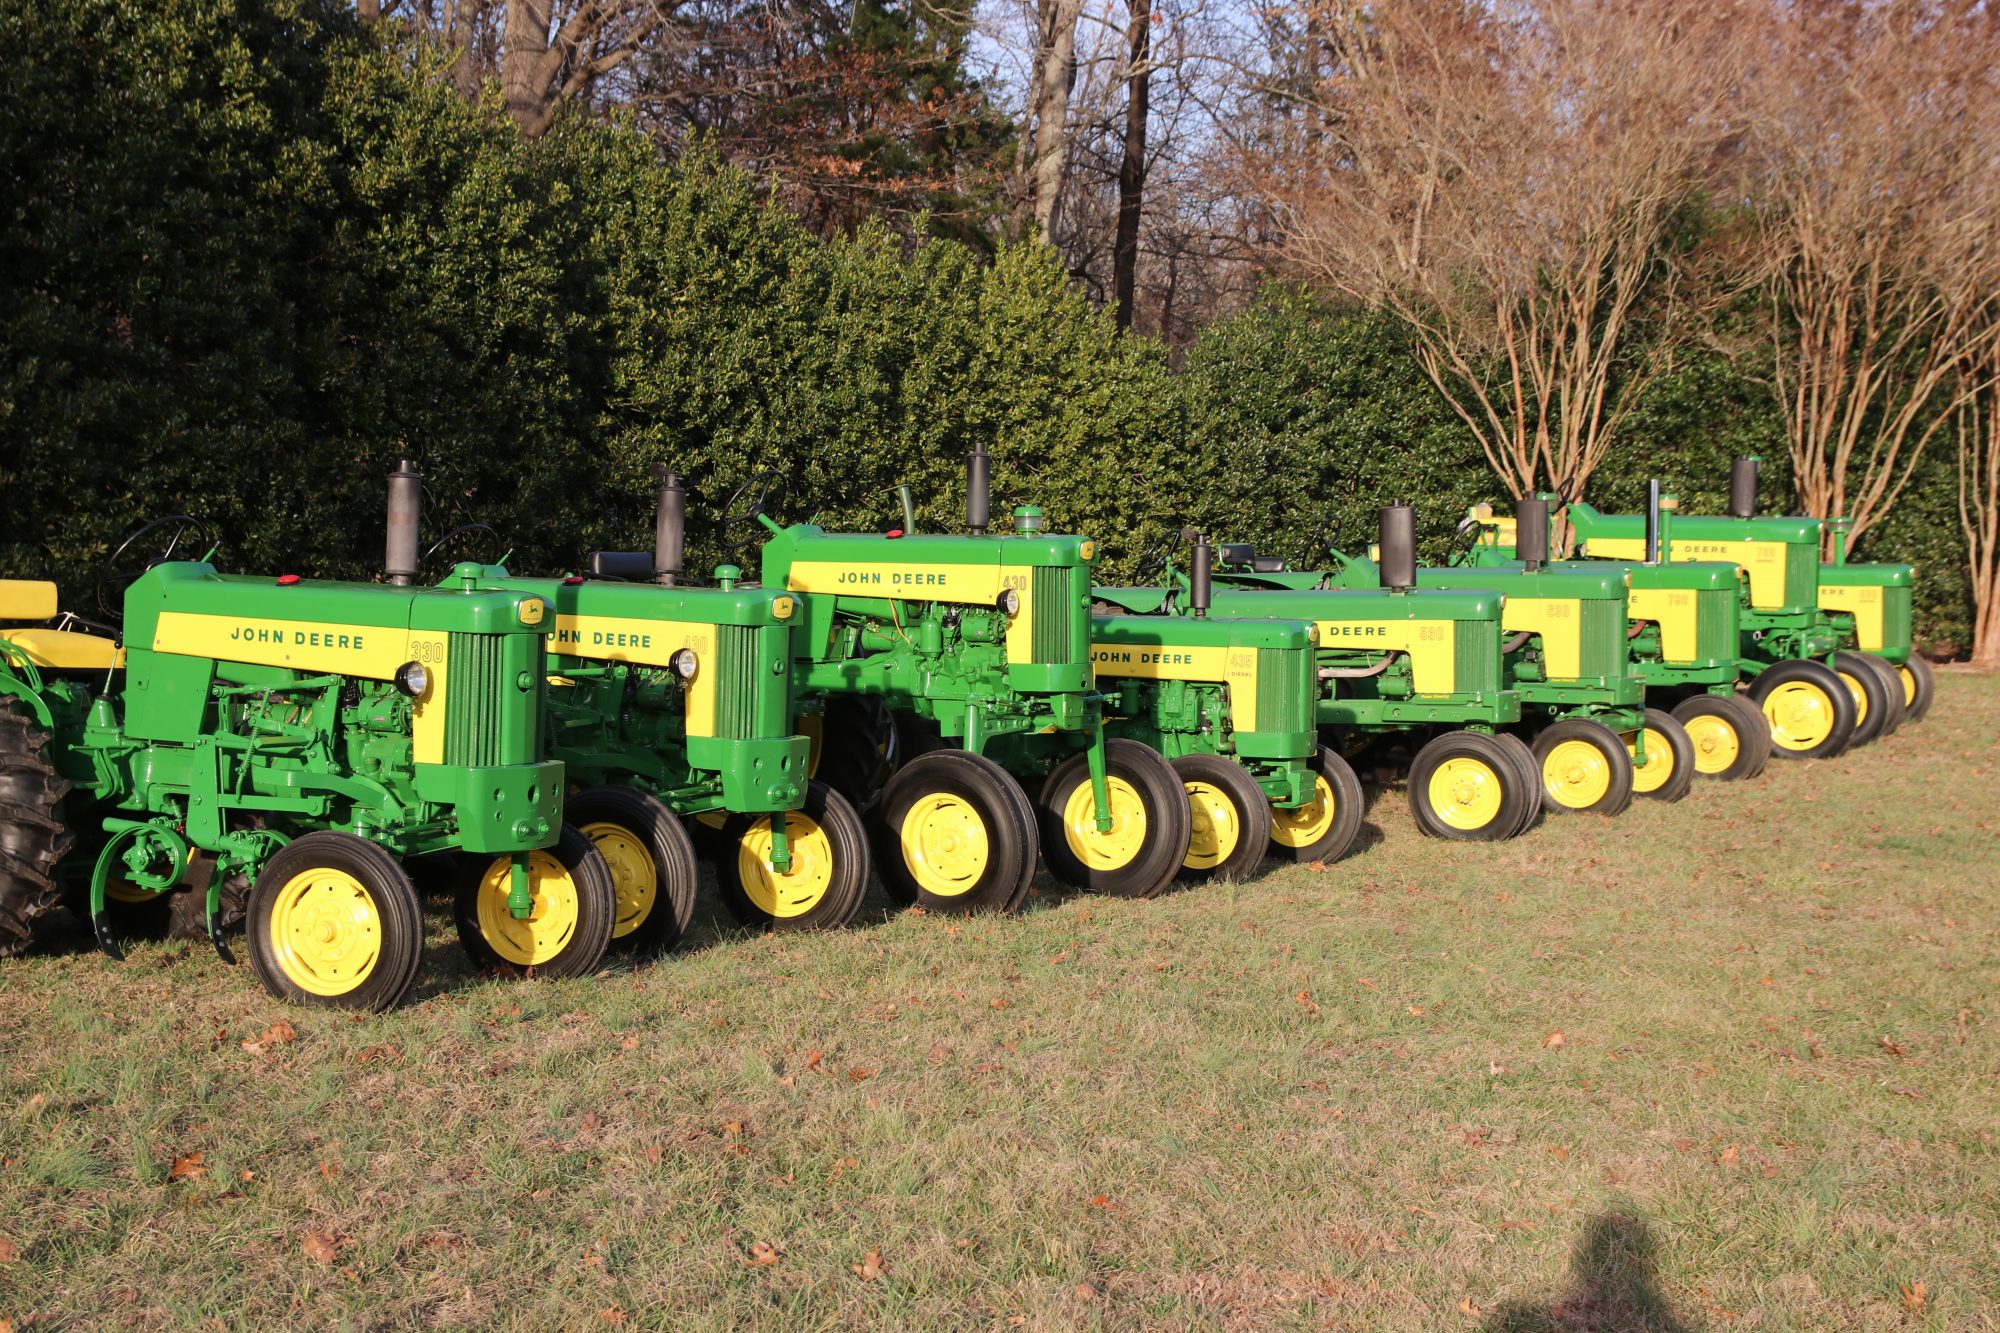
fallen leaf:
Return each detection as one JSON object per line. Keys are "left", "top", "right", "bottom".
{"left": 1408, "top": 1005, "right": 1426, "bottom": 1016}
{"left": 1295, "top": 990, "right": 1320, "bottom": 1014}
{"left": 1548, "top": 1145, "right": 1570, "bottom": 1161}
{"left": 1718, "top": 1145, "right": 1740, "bottom": 1166}
{"left": 241, "top": 1020, "right": 298, "bottom": 1055}
{"left": 1458, "top": 1296, "right": 1483, "bottom": 1317}
{"left": 1074, "top": 1282, "right": 1099, "bottom": 1301}
{"left": 1356, "top": 978, "right": 1377, "bottom": 990}
{"left": 599, "top": 1306, "right": 628, "bottom": 1324}
{"left": 989, "top": 997, "right": 1011, "bottom": 1010}
{"left": 852, "top": 1249, "right": 887, "bottom": 1280}
{"left": 0, "top": 1235, "right": 19, "bottom": 1263}
{"left": 927, "top": 1043, "right": 951, "bottom": 1064}
{"left": 1308, "top": 860, "right": 1327, "bottom": 873}
{"left": 1543, "top": 1031, "right": 1565, "bottom": 1049}
{"left": 318, "top": 1161, "right": 337, "bottom": 1182}
{"left": 169, "top": 1152, "right": 207, "bottom": 1181}
{"left": 1088, "top": 1194, "right": 1120, "bottom": 1212}
{"left": 301, "top": 1230, "right": 341, "bottom": 1266}
{"left": 847, "top": 1068, "right": 873, "bottom": 1083}
{"left": 721, "top": 1121, "right": 745, "bottom": 1137}
{"left": 804, "top": 1049, "right": 824, "bottom": 1070}
{"left": 1879, "top": 1036, "right": 1907, "bottom": 1056}
{"left": 744, "top": 1240, "right": 781, "bottom": 1267}
{"left": 619, "top": 1033, "right": 641, "bottom": 1051}
{"left": 238, "top": 1169, "right": 256, "bottom": 1183}
{"left": 1900, "top": 1279, "right": 1926, "bottom": 1312}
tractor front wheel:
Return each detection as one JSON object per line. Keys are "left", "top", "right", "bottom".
{"left": 1847, "top": 652, "right": 1907, "bottom": 739}
{"left": 1831, "top": 652, "right": 1895, "bottom": 748}
{"left": 1408, "top": 731, "right": 1534, "bottom": 841}
{"left": 720, "top": 781, "right": 872, "bottom": 930}
{"left": 1037, "top": 740, "right": 1191, "bottom": 899}
{"left": 455, "top": 825, "right": 617, "bottom": 980}
{"left": 1492, "top": 732, "right": 1544, "bottom": 836}
{"left": 1173, "top": 753, "right": 1272, "bottom": 884}
{"left": 1898, "top": 654, "right": 1936, "bottom": 723}
{"left": 1532, "top": 719, "right": 1636, "bottom": 817}
{"left": 1626, "top": 710, "right": 1695, "bottom": 803}
{"left": 872, "top": 751, "right": 1034, "bottom": 915}
{"left": 569, "top": 786, "right": 698, "bottom": 955}
{"left": 1266, "top": 746, "right": 1366, "bottom": 865}
{"left": 1671, "top": 695, "right": 1762, "bottom": 782}
{"left": 1749, "top": 661, "right": 1856, "bottom": 760}
{"left": 246, "top": 832, "right": 424, "bottom": 1011}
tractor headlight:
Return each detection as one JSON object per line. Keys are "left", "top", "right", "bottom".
{"left": 996, "top": 588, "right": 1020, "bottom": 616}
{"left": 394, "top": 661, "right": 430, "bottom": 698}
{"left": 670, "top": 648, "right": 699, "bottom": 680}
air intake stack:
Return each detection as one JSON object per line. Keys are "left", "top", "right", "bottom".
{"left": 1379, "top": 503, "right": 1417, "bottom": 592}
{"left": 1729, "top": 457, "right": 1760, "bottom": 519}
{"left": 385, "top": 459, "right": 421, "bottom": 587}
{"left": 968, "top": 443, "right": 991, "bottom": 536}
{"left": 1515, "top": 497, "right": 1549, "bottom": 572}
{"left": 1190, "top": 533, "right": 1212, "bottom": 618}
{"left": 652, "top": 467, "right": 685, "bottom": 586}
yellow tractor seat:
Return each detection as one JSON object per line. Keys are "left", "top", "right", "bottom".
{"left": 2, "top": 628, "right": 126, "bottom": 671}
{"left": 0, "top": 579, "right": 60, "bottom": 622}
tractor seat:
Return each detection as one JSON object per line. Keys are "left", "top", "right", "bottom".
{"left": 1216, "top": 545, "right": 1287, "bottom": 573}
{"left": 588, "top": 551, "right": 655, "bottom": 581}
{"left": 0, "top": 579, "right": 125, "bottom": 670}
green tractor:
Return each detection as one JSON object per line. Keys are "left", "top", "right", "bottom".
{"left": 1455, "top": 491, "right": 1769, "bottom": 785}
{"left": 738, "top": 450, "right": 1192, "bottom": 909}
{"left": 1096, "top": 510, "right": 1543, "bottom": 843}
{"left": 0, "top": 513, "right": 613, "bottom": 1011}
{"left": 425, "top": 464, "right": 872, "bottom": 938}
{"left": 1819, "top": 511, "right": 1932, "bottom": 723}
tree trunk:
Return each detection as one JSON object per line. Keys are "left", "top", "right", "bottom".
{"left": 358, "top": 0, "right": 381, "bottom": 21}
{"left": 448, "top": 0, "right": 487, "bottom": 101}
{"left": 1013, "top": 0, "right": 1084, "bottom": 240}
{"left": 503, "top": 0, "right": 557, "bottom": 137}
{"left": 1112, "top": 0, "right": 1151, "bottom": 331}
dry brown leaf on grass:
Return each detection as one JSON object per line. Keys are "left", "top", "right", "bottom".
{"left": 1543, "top": 1031, "right": 1565, "bottom": 1048}
{"left": 847, "top": 1068, "right": 873, "bottom": 1082}
{"left": 0, "top": 1235, "right": 19, "bottom": 1262}
{"left": 851, "top": 1250, "right": 887, "bottom": 1280}
{"left": 301, "top": 1229, "right": 341, "bottom": 1266}
{"left": 241, "top": 1020, "right": 297, "bottom": 1055}
{"left": 318, "top": 1161, "right": 337, "bottom": 1181}
{"left": 1088, "top": 1194, "right": 1120, "bottom": 1213}
{"left": 744, "top": 1241, "right": 781, "bottom": 1267}
{"left": 1901, "top": 1279, "right": 1927, "bottom": 1311}
{"left": 169, "top": 1152, "right": 207, "bottom": 1181}
{"left": 599, "top": 1307, "right": 628, "bottom": 1324}
{"left": 1458, "top": 1296, "right": 1483, "bottom": 1317}
{"left": 804, "top": 1049, "right": 824, "bottom": 1070}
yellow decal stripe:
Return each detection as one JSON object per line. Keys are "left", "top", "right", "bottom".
{"left": 550, "top": 615, "right": 719, "bottom": 737}
{"left": 1091, "top": 643, "right": 1260, "bottom": 722}
{"left": 1500, "top": 598, "right": 1583, "bottom": 680}
{"left": 1817, "top": 584, "right": 1884, "bottom": 652}
{"left": 1585, "top": 536, "right": 1791, "bottom": 608}
{"left": 1626, "top": 586, "right": 1700, "bottom": 664}
{"left": 786, "top": 560, "right": 1033, "bottom": 666}
{"left": 1314, "top": 620, "right": 1457, "bottom": 694}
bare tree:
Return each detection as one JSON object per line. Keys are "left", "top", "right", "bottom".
{"left": 1957, "top": 333, "right": 2000, "bottom": 665}
{"left": 1256, "top": 0, "right": 1749, "bottom": 503}
{"left": 1009, "top": 0, "right": 1087, "bottom": 237}
{"left": 1111, "top": 0, "right": 1150, "bottom": 327}
{"left": 1749, "top": 2, "right": 2000, "bottom": 552}
{"left": 498, "top": 0, "right": 675, "bottom": 136}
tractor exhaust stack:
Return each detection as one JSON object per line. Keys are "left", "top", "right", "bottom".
{"left": 1644, "top": 479, "right": 1662, "bottom": 564}
{"left": 1729, "top": 457, "right": 1759, "bottom": 519}
{"left": 1515, "top": 497, "right": 1549, "bottom": 572}
{"left": 967, "top": 444, "right": 991, "bottom": 536}
{"left": 1190, "top": 532, "right": 1212, "bottom": 617}
{"left": 385, "top": 459, "right": 421, "bottom": 587}
{"left": 652, "top": 467, "right": 685, "bottom": 587}
{"left": 1379, "top": 503, "right": 1417, "bottom": 592}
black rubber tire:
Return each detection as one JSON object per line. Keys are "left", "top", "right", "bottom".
{"left": 1831, "top": 652, "right": 1894, "bottom": 748}
{"left": 567, "top": 785, "right": 698, "bottom": 955}
{"left": 163, "top": 863, "right": 251, "bottom": 941}
{"left": 1748, "top": 659, "right": 1856, "bottom": 760}
{"left": 1898, "top": 653, "right": 1936, "bottom": 724}
{"left": 1172, "top": 753, "right": 1272, "bottom": 884}
{"left": 1036, "top": 739, "right": 1192, "bottom": 899}
{"left": 871, "top": 750, "right": 1034, "bottom": 915}
{"left": 1627, "top": 709, "right": 1696, "bottom": 803}
{"left": 1671, "top": 694, "right": 1763, "bottom": 782}
{"left": 1490, "top": 732, "right": 1543, "bottom": 837}
{"left": 1531, "top": 719, "right": 1636, "bottom": 817}
{"left": 403, "top": 851, "right": 462, "bottom": 901}
{"left": 246, "top": 832, "right": 425, "bottom": 1012}
{"left": 1407, "top": 730, "right": 1534, "bottom": 841}
{"left": 809, "top": 697, "right": 895, "bottom": 811}
{"left": 1266, "top": 745, "right": 1366, "bottom": 864}
{"left": 0, "top": 701, "right": 75, "bottom": 958}
{"left": 454, "top": 824, "right": 617, "bottom": 980}
{"left": 1849, "top": 653, "right": 1907, "bottom": 738}
{"left": 718, "top": 780, "right": 872, "bottom": 930}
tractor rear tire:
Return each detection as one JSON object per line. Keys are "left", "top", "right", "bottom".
{"left": 1723, "top": 694, "right": 1772, "bottom": 779}
{"left": 568, "top": 786, "right": 698, "bottom": 955}
{"left": 1037, "top": 740, "right": 1192, "bottom": 899}
{"left": 1671, "top": 695, "right": 1762, "bottom": 782}
{"left": 872, "top": 750, "right": 1035, "bottom": 915}
{"left": 1848, "top": 653, "right": 1907, "bottom": 738}
{"left": 808, "top": 698, "right": 895, "bottom": 811}
{"left": 164, "top": 863, "right": 251, "bottom": 941}
{"left": 247, "top": 832, "right": 425, "bottom": 1011}
{"left": 1266, "top": 746, "right": 1366, "bottom": 865}
{"left": 1491, "top": 732, "right": 1543, "bottom": 837}
{"left": 1532, "top": 719, "right": 1636, "bottom": 817}
{"left": 455, "top": 825, "right": 617, "bottom": 981}
{"left": 1749, "top": 660, "right": 1856, "bottom": 759}
{"left": 0, "top": 701, "right": 74, "bottom": 959}
{"left": 1408, "top": 731, "right": 1534, "bottom": 841}
{"left": 1172, "top": 753, "right": 1272, "bottom": 884}
{"left": 1898, "top": 654, "right": 1936, "bottom": 723}
{"left": 719, "top": 780, "right": 872, "bottom": 930}
{"left": 1627, "top": 709, "right": 1695, "bottom": 803}
{"left": 1831, "top": 652, "right": 1894, "bottom": 748}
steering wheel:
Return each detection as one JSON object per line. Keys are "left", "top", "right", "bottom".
{"left": 1133, "top": 526, "right": 1188, "bottom": 583}
{"left": 422, "top": 523, "right": 500, "bottom": 575}
{"left": 723, "top": 470, "right": 782, "bottom": 549}
{"left": 96, "top": 516, "right": 214, "bottom": 621}
{"left": 1300, "top": 512, "right": 1342, "bottom": 569}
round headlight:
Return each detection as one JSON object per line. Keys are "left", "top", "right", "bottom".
{"left": 670, "top": 648, "right": 699, "bottom": 680}
{"left": 394, "top": 661, "right": 430, "bottom": 698}
{"left": 996, "top": 588, "right": 1020, "bottom": 616}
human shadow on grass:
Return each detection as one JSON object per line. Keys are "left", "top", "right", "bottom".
{"left": 1482, "top": 1212, "right": 1692, "bottom": 1333}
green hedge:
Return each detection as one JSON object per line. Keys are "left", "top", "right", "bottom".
{"left": 0, "top": 0, "right": 1976, "bottom": 652}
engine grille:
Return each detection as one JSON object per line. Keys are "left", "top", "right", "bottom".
{"left": 1695, "top": 586, "right": 1735, "bottom": 662}
{"left": 1578, "top": 599, "right": 1627, "bottom": 678}
{"left": 444, "top": 632, "right": 543, "bottom": 766}
{"left": 1032, "top": 567, "right": 1072, "bottom": 664}
{"left": 713, "top": 624, "right": 762, "bottom": 739}
{"left": 1881, "top": 585, "right": 1913, "bottom": 653}
{"left": 1255, "top": 646, "right": 1313, "bottom": 733}
{"left": 1452, "top": 624, "right": 1497, "bottom": 695}
{"left": 1783, "top": 545, "right": 1816, "bottom": 611}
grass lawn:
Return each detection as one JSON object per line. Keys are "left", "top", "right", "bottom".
{"left": 1, "top": 671, "right": 1995, "bottom": 1331}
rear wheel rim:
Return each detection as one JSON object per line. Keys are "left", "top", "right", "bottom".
{"left": 473, "top": 851, "right": 580, "bottom": 967}
{"left": 1542, "top": 740, "right": 1611, "bottom": 809}
{"left": 1763, "top": 681, "right": 1835, "bottom": 751}
{"left": 582, "top": 821, "right": 657, "bottom": 940}
{"left": 1270, "top": 772, "right": 1336, "bottom": 849}
{"left": 1182, "top": 780, "right": 1242, "bottom": 870}
{"left": 270, "top": 868, "right": 382, "bottom": 997}
{"left": 1627, "top": 727, "right": 1676, "bottom": 793}
{"left": 1426, "top": 757, "right": 1503, "bottom": 831}
{"left": 737, "top": 814, "right": 834, "bottom": 918}
{"left": 900, "top": 793, "right": 989, "bottom": 898}
{"left": 1683, "top": 712, "right": 1740, "bottom": 775}
{"left": 1060, "top": 775, "right": 1148, "bottom": 871}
